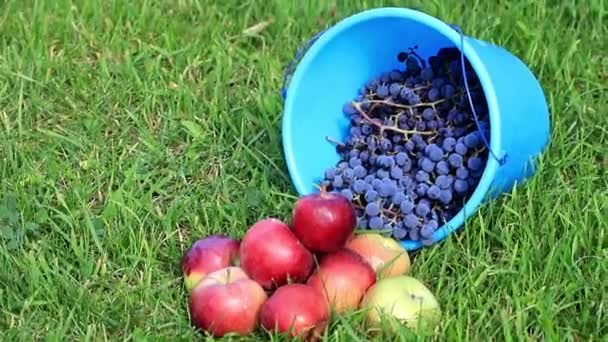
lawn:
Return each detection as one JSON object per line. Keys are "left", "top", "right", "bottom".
{"left": 0, "top": 0, "right": 606, "bottom": 340}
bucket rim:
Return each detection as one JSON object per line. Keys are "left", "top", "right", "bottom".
{"left": 281, "top": 7, "right": 503, "bottom": 251}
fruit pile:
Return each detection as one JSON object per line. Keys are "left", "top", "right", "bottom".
{"left": 182, "top": 191, "right": 441, "bottom": 339}
{"left": 321, "top": 47, "right": 491, "bottom": 246}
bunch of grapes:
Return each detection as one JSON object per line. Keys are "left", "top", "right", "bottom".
{"left": 321, "top": 46, "right": 491, "bottom": 246}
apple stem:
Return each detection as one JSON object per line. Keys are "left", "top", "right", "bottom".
{"left": 226, "top": 267, "right": 231, "bottom": 283}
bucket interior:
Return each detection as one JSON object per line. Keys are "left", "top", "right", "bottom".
{"left": 282, "top": 9, "right": 495, "bottom": 250}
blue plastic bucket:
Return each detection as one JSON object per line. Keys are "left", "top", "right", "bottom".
{"left": 281, "top": 7, "right": 550, "bottom": 251}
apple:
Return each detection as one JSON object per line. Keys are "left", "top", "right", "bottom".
{"left": 360, "top": 276, "right": 441, "bottom": 333}
{"left": 291, "top": 190, "right": 357, "bottom": 253}
{"left": 189, "top": 267, "right": 267, "bottom": 337}
{"left": 259, "top": 283, "right": 329, "bottom": 340}
{"left": 345, "top": 233, "right": 411, "bottom": 279}
{"left": 239, "top": 218, "right": 314, "bottom": 289}
{"left": 306, "top": 249, "right": 376, "bottom": 314}
{"left": 181, "top": 234, "right": 240, "bottom": 292}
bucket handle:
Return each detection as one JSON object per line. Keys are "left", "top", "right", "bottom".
{"left": 281, "top": 30, "right": 326, "bottom": 101}
{"left": 452, "top": 24, "right": 508, "bottom": 166}
{"left": 281, "top": 24, "right": 507, "bottom": 166}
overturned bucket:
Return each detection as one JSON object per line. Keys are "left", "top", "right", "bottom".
{"left": 280, "top": 7, "right": 550, "bottom": 251}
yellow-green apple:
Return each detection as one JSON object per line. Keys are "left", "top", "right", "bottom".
{"left": 239, "top": 218, "right": 313, "bottom": 290}
{"left": 189, "top": 267, "right": 267, "bottom": 337}
{"left": 345, "top": 233, "right": 411, "bottom": 278}
{"left": 181, "top": 234, "right": 240, "bottom": 292}
{"left": 360, "top": 276, "right": 441, "bottom": 333}
{"left": 259, "top": 283, "right": 329, "bottom": 340}
{"left": 306, "top": 249, "right": 376, "bottom": 314}
{"left": 290, "top": 190, "right": 357, "bottom": 253}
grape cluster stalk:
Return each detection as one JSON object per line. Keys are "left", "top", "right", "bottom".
{"left": 320, "top": 47, "right": 491, "bottom": 246}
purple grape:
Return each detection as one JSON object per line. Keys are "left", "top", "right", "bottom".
{"left": 389, "top": 83, "right": 401, "bottom": 96}
{"left": 415, "top": 202, "right": 431, "bottom": 217}
{"left": 353, "top": 179, "right": 367, "bottom": 193}
{"left": 380, "top": 138, "right": 392, "bottom": 151}
{"left": 428, "top": 88, "right": 440, "bottom": 101}
{"left": 435, "top": 175, "right": 451, "bottom": 190}
{"left": 395, "top": 152, "right": 409, "bottom": 166}
{"left": 439, "top": 189, "right": 453, "bottom": 204}
{"left": 419, "top": 157, "right": 435, "bottom": 173}
{"left": 390, "top": 166, "right": 403, "bottom": 180}
{"left": 377, "top": 85, "right": 389, "bottom": 98}
{"left": 415, "top": 170, "right": 430, "bottom": 183}
{"left": 376, "top": 169, "right": 389, "bottom": 179}
{"left": 325, "top": 168, "right": 336, "bottom": 180}
{"left": 455, "top": 143, "right": 468, "bottom": 155}
{"left": 421, "top": 67, "right": 434, "bottom": 81}
{"left": 340, "top": 189, "right": 353, "bottom": 201}
{"left": 456, "top": 166, "right": 469, "bottom": 180}
{"left": 365, "top": 189, "right": 378, "bottom": 202}
{"left": 404, "top": 214, "right": 418, "bottom": 229}
{"left": 426, "top": 144, "right": 444, "bottom": 162}
{"left": 359, "top": 151, "right": 370, "bottom": 162}
{"left": 332, "top": 176, "right": 344, "bottom": 188}
{"left": 369, "top": 217, "right": 383, "bottom": 229}
{"left": 442, "top": 84, "right": 456, "bottom": 97}
{"left": 400, "top": 200, "right": 415, "bottom": 214}
{"left": 399, "top": 176, "right": 413, "bottom": 188}
{"left": 454, "top": 179, "right": 469, "bottom": 193}
{"left": 442, "top": 137, "right": 457, "bottom": 152}
{"left": 364, "top": 175, "right": 374, "bottom": 183}
{"left": 448, "top": 154, "right": 463, "bottom": 168}
{"left": 464, "top": 132, "right": 481, "bottom": 148}
{"left": 409, "top": 227, "right": 420, "bottom": 240}
{"left": 436, "top": 161, "right": 450, "bottom": 175}
{"left": 365, "top": 202, "right": 381, "bottom": 216}
{"left": 349, "top": 157, "right": 362, "bottom": 168}
{"left": 392, "top": 192, "right": 406, "bottom": 205}
{"left": 416, "top": 183, "right": 429, "bottom": 197}
{"left": 427, "top": 185, "right": 441, "bottom": 200}
{"left": 468, "top": 156, "right": 483, "bottom": 171}
{"left": 420, "top": 223, "right": 435, "bottom": 238}
{"left": 422, "top": 108, "right": 435, "bottom": 120}
{"left": 343, "top": 102, "right": 357, "bottom": 115}
{"left": 393, "top": 228, "right": 407, "bottom": 239}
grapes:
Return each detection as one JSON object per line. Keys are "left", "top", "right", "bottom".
{"left": 404, "top": 214, "right": 418, "bottom": 229}
{"left": 390, "top": 166, "right": 403, "bottom": 179}
{"left": 341, "top": 189, "right": 354, "bottom": 201}
{"left": 392, "top": 192, "right": 406, "bottom": 205}
{"left": 464, "top": 132, "right": 481, "bottom": 148}
{"left": 448, "top": 154, "right": 464, "bottom": 168}
{"left": 455, "top": 143, "right": 468, "bottom": 155}
{"left": 415, "top": 202, "right": 431, "bottom": 217}
{"left": 353, "top": 165, "right": 367, "bottom": 178}
{"left": 436, "top": 161, "right": 450, "bottom": 175}
{"left": 364, "top": 189, "right": 378, "bottom": 202}
{"left": 365, "top": 202, "right": 381, "bottom": 216}
{"left": 389, "top": 83, "right": 401, "bottom": 96}
{"left": 325, "top": 168, "right": 336, "bottom": 180}
{"left": 425, "top": 144, "right": 443, "bottom": 162}
{"left": 422, "top": 108, "right": 435, "bottom": 120}
{"left": 319, "top": 46, "right": 490, "bottom": 245}
{"left": 419, "top": 157, "right": 436, "bottom": 173}
{"left": 454, "top": 179, "right": 469, "bottom": 193}
{"left": 456, "top": 166, "right": 469, "bottom": 180}
{"left": 442, "top": 137, "right": 457, "bottom": 152}
{"left": 415, "top": 170, "right": 430, "bottom": 183}
{"left": 369, "top": 217, "right": 383, "bottom": 229}
{"left": 468, "top": 156, "right": 483, "bottom": 171}
{"left": 377, "top": 85, "right": 389, "bottom": 98}
{"left": 353, "top": 179, "right": 367, "bottom": 194}
{"left": 427, "top": 185, "right": 441, "bottom": 200}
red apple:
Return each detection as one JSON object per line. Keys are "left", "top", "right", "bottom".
{"left": 345, "top": 233, "right": 411, "bottom": 279}
{"left": 189, "top": 267, "right": 267, "bottom": 337}
{"left": 306, "top": 249, "right": 376, "bottom": 314}
{"left": 239, "top": 218, "right": 314, "bottom": 290}
{"left": 291, "top": 190, "right": 357, "bottom": 253}
{"left": 259, "top": 284, "right": 329, "bottom": 340}
{"left": 181, "top": 234, "right": 240, "bottom": 292}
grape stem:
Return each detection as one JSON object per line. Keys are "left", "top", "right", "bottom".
{"left": 352, "top": 101, "right": 435, "bottom": 137}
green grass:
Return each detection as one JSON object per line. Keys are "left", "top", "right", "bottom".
{"left": 0, "top": 0, "right": 606, "bottom": 340}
